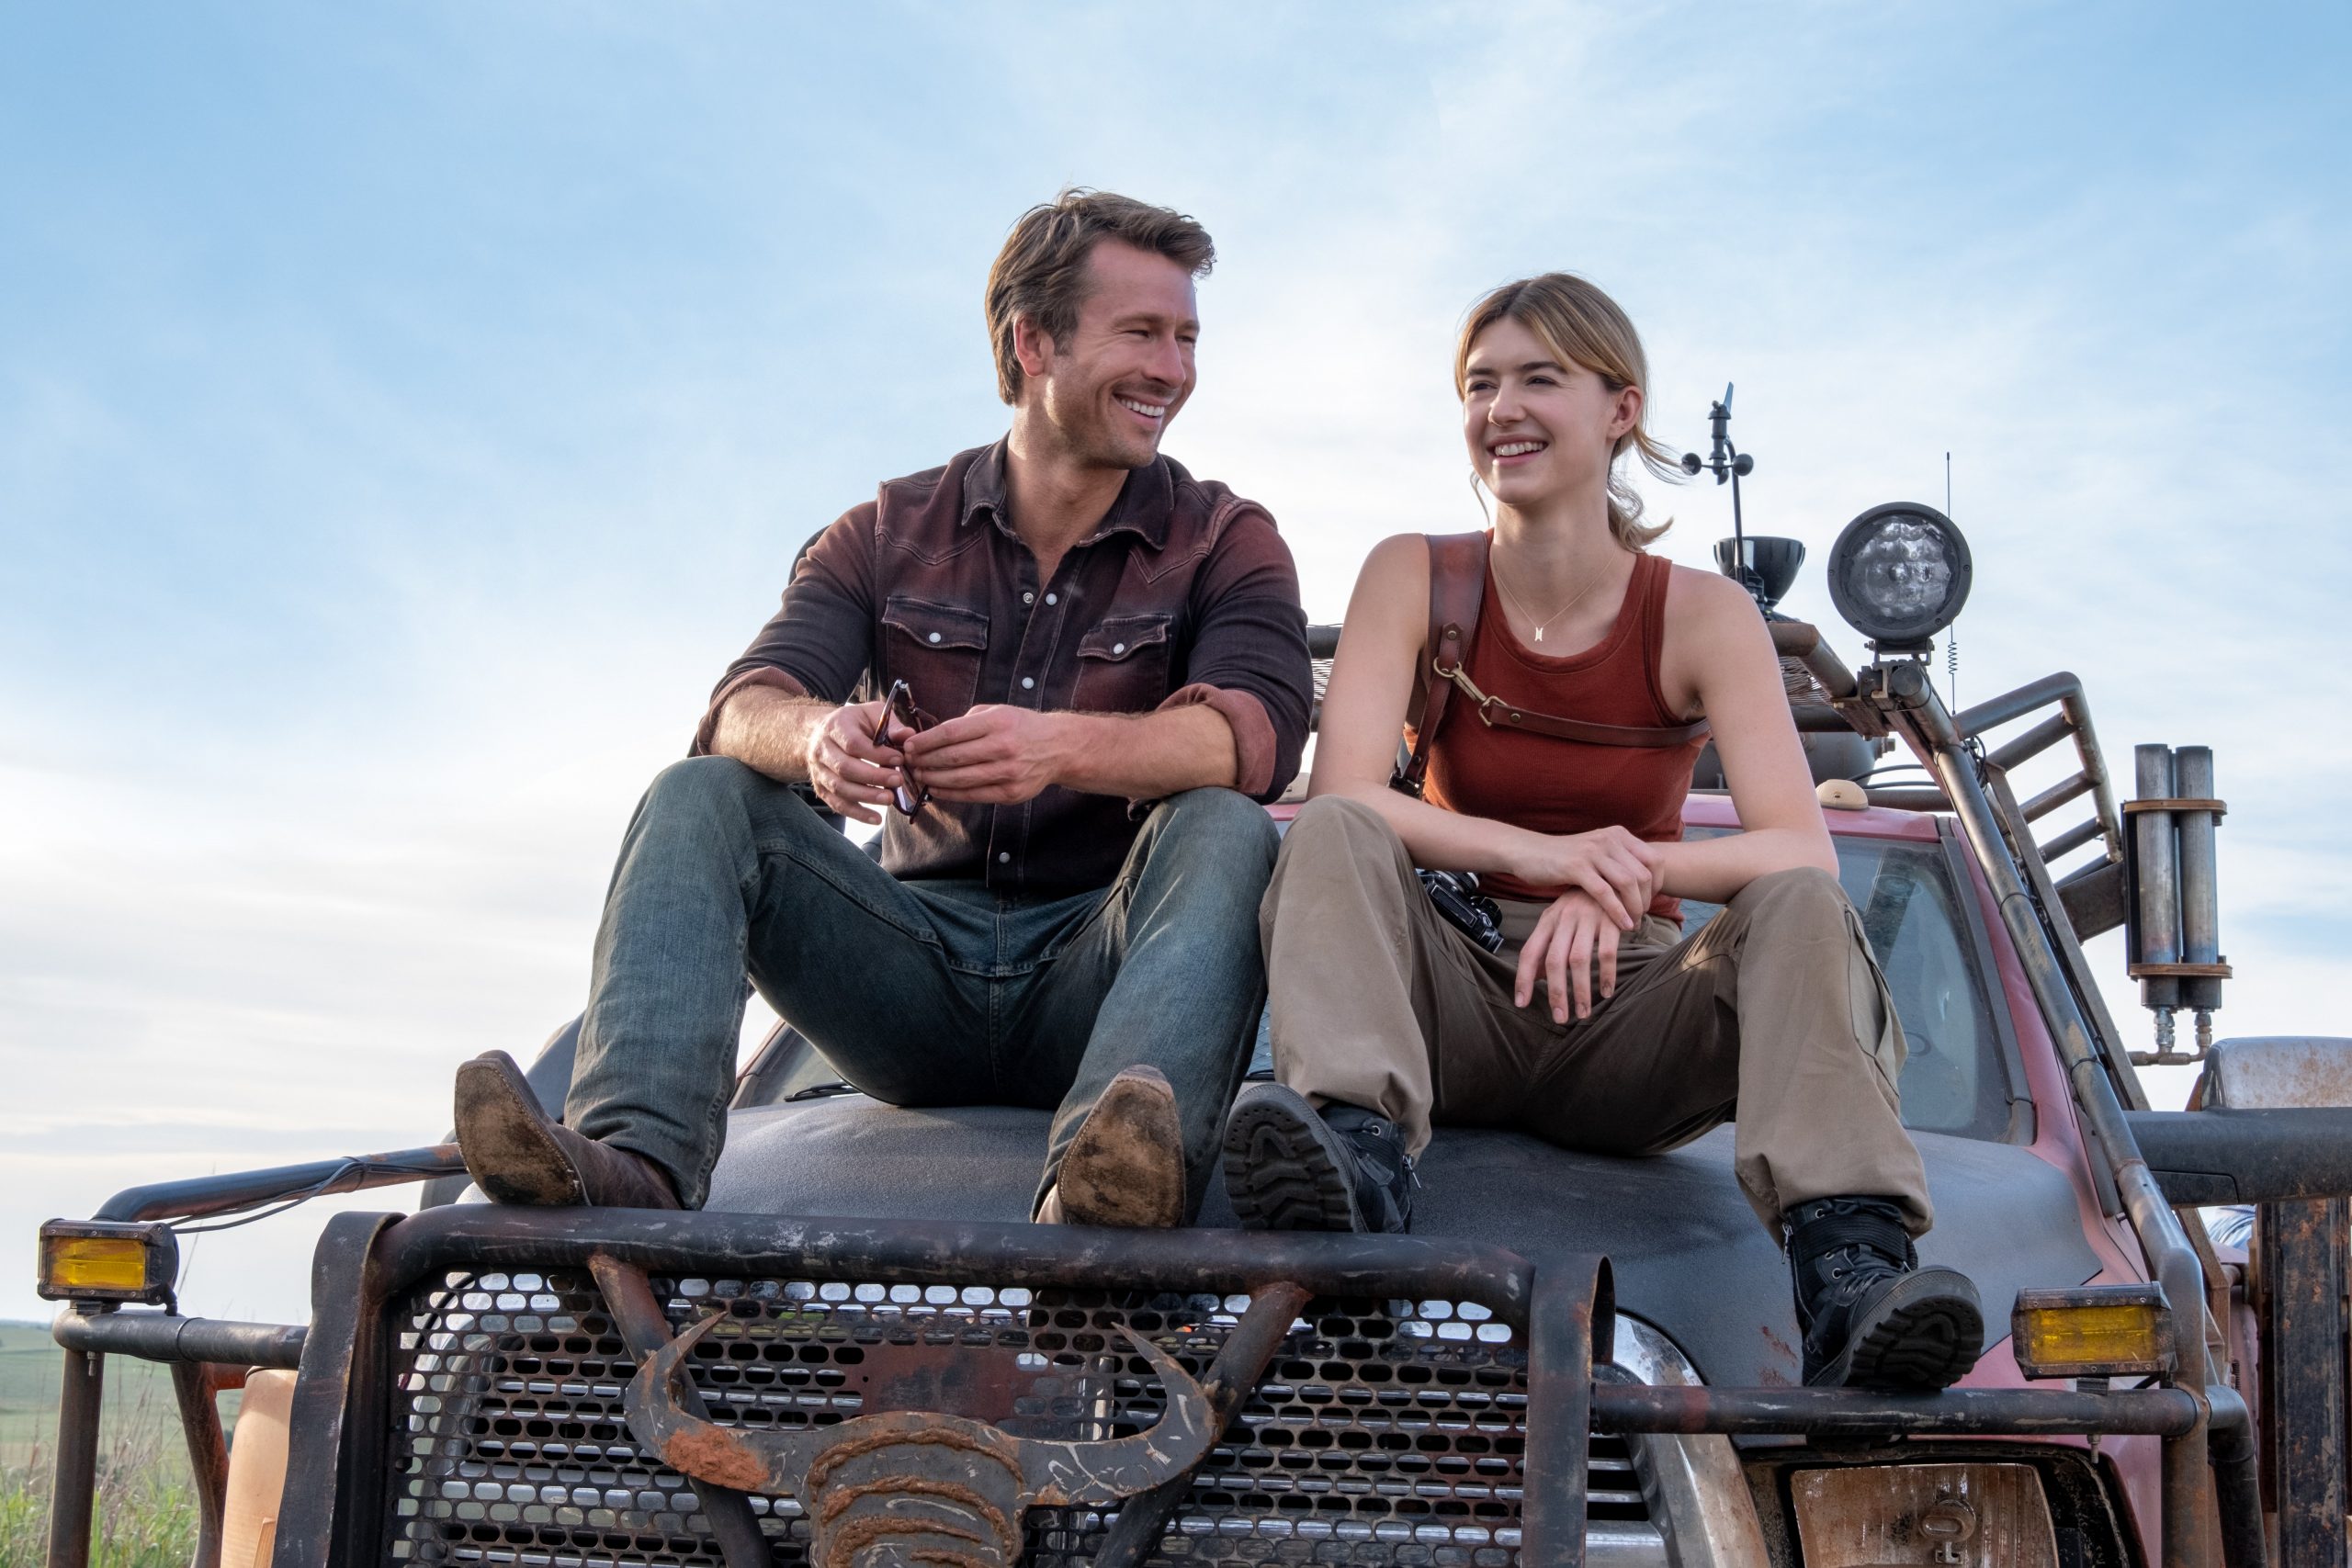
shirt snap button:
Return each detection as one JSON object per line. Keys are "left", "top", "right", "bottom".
{"left": 1112, "top": 642, "right": 1125, "bottom": 655}
{"left": 997, "top": 852, "right": 1011, "bottom": 864}
{"left": 1023, "top": 591, "right": 1035, "bottom": 604}
{"left": 927, "top": 632, "right": 942, "bottom": 644}
{"left": 1021, "top": 676, "right": 1035, "bottom": 690}
{"left": 1045, "top": 592, "right": 1057, "bottom": 605}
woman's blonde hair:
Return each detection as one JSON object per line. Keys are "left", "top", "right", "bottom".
{"left": 1454, "top": 273, "right": 1678, "bottom": 548}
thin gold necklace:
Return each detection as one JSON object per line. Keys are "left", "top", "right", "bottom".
{"left": 1492, "top": 552, "right": 1618, "bottom": 643}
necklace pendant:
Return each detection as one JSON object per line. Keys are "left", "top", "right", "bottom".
{"left": 1534, "top": 626, "right": 1544, "bottom": 642}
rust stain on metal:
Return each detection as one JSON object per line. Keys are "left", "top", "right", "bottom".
{"left": 815, "top": 1475, "right": 1010, "bottom": 1530}
{"left": 659, "top": 1423, "right": 770, "bottom": 1494}
{"left": 806, "top": 1418, "right": 1024, "bottom": 1497}
{"left": 822, "top": 1513, "right": 1010, "bottom": 1568}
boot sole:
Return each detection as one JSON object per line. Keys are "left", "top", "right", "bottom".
{"left": 1222, "top": 1083, "right": 1366, "bottom": 1233}
{"left": 1808, "top": 1268, "right": 1984, "bottom": 1392}
{"left": 1057, "top": 1068, "right": 1186, "bottom": 1229}
{"left": 454, "top": 1055, "right": 586, "bottom": 1207}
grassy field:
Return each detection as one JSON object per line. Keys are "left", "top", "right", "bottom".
{"left": 0, "top": 1320, "right": 235, "bottom": 1567}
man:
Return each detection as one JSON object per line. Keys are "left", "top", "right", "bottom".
{"left": 454, "top": 189, "right": 1312, "bottom": 1227}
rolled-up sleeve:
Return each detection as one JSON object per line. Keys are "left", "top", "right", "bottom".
{"left": 689, "top": 505, "right": 876, "bottom": 755}
{"left": 1162, "top": 508, "right": 1312, "bottom": 801}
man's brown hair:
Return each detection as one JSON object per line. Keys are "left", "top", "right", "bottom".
{"left": 985, "top": 188, "right": 1216, "bottom": 404}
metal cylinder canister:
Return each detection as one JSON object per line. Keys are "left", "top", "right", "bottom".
{"left": 2132, "top": 744, "right": 2181, "bottom": 1014}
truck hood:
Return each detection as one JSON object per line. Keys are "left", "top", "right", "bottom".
{"left": 704, "top": 1098, "right": 2099, "bottom": 1389}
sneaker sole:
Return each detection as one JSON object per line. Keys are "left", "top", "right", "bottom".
{"left": 1222, "top": 1084, "right": 1366, "bottom": 1233}
{"left": 1809, "top": 1269, "right": 1984, "bottom": 1392}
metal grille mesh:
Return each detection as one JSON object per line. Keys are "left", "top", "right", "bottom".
{"left": 386, "top": 1266, "right": 1639, "bottom": 1566}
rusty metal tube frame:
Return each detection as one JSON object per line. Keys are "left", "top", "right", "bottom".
{"left": 374, "top": 1205, "right": 1540, "bottom": 1315}
{"left": 1955, "top": 671, "right": 2127, "bottom": 867}
{"left": 1770, "top": 620, "right": 1858, "bottom": 701}
{"left": 587, "top": 1253, "right": 771, "bottom": 1568}
{"left": 173, "top": 1361, "right": 232, "bottom": 1568}
{"left": 1592, "top": 1383, "right": 2200, "bottom": 1437}
{"left": 2206, "top": 1385, "right": 2266, "bottom": 1568}
{"left": 44, "top": 1347, "right": 104, "bottom": 1568}
{"left": 1524, "top": 1257, "right": 1613, "bottom": 1568}
{"left": 94, "top": 1143, "right": 464, "bottom": 1224}
{"left": 42, "top": 1152, "right": 447, "bottom": 1568}
{"left": 52, "top": 1307, "right": 307, "bottom": 1369}
{"left": 1092, "top": 1281, "right": 1316, "bottom": 1568}
{"left": 1878, "top": 659, "right": 2232, "bottom": 1568}
{"left": 2259, "top": 1199, "right": 2346, "bottom": 1568}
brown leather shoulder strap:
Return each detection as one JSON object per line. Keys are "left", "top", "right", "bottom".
{"left": 1474, "top": 703, "right": 1710, "bottom": 748}
{"left": 1394, "top": 532, "right": 1489, "bottom": 796}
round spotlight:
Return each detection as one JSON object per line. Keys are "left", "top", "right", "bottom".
{"left": 1826, "top": 502, "right": 1973, "bottom": 649}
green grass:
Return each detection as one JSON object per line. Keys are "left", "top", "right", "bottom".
{"left": 0, "top": 1321, "right": 240, "bottom": 1567}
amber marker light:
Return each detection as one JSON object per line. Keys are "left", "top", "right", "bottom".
{"left": 36, "top": 1220, "right": 180, "bottom": 1306}
{"left": 2011, "top": 1284, "right": 2175, "bottom": 1380}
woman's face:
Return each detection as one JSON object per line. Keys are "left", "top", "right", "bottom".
{"left": 1461, "top": 317, "right": 1639, "bottom": 513}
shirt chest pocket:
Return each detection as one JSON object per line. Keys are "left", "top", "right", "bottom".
{"left": 1072, "top": 612, "right": 1174, "bottom": 713}
{"left": 881, "top": 594, "right": 990, "bottom": 716}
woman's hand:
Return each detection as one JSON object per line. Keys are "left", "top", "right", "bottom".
{"left": 1529, "top": 827, "right": 1663, "bottom": 931}
{"left": 1515, "top": 889, "right": 1623, "bottom": 1024}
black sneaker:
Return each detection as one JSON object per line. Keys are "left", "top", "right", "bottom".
{"left": 1222, "top": 1082, "right": 1416, "bottom": 1234}
{"left": 1788, "top": 1196, "right": 1983, "bottom": 1391}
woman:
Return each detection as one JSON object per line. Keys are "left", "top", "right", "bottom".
{"left": 1224, "top": 275, "right": 1982, "bottom": 1392}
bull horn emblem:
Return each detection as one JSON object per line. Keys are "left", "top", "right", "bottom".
{"left": 625, "top": 1312, "right": 1216, "bottom": 1568}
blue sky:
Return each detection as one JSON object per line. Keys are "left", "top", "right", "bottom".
{"left": 4, "top": 2, "right": 2347, "bottom": 1321}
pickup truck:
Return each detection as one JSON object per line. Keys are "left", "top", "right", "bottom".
{"left": 36, "top": 501, "right": 2352, "bottom": 1568}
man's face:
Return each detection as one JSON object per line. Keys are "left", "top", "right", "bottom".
{"left": 1026, "top": 240, "right": 1198, "bottom": 469}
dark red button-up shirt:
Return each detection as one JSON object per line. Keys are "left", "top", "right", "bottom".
{"left": 692, "top": 440, "right": 1312, "bottom": 893}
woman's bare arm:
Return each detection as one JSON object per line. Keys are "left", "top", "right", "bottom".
{"left": 1650, "top": 568, "right": 1839, "bottom": 902}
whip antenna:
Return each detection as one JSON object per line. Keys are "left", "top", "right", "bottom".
{"left": 1944, "top": 453, "right": 1960, "bottom": 708}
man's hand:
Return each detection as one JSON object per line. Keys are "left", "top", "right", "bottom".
{"left": 1514, "top": 889, "right": 1623, "bottom": 1024}
{"left": 804, "top": 699, "right": 909, "bottom": 826}
{"left": 1528, "top": 826, "right": 1663, "bottom": 931}
{"left": 901, "top": 705, "right": 1071, "bottom": 805}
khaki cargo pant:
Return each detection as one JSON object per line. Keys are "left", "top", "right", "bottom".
{"left": 1261, "top": 795, "right": 1933, "bottom": 1237}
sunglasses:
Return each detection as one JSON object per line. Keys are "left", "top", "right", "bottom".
{"left": 871, "top": 680, "right": 934, "bottom": 817}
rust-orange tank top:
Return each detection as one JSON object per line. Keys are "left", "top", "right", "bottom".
{"left": 1414, "top": 546, "right": 1705, "bottom": 919}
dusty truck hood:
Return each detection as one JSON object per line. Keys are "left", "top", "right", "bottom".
{"left": 705, "top": 1098, "right": 2099, "bottom": 1389}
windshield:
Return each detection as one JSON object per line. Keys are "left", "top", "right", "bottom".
{"left": 1680, "top": 829, "right": 2019, "bottom": 1142}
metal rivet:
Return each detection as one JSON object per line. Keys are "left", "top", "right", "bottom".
{"left": 1021, "top": 677, "right": 1035, "bottom": 690}
{"left": 928, "top": 632, "right": 942, "bottom": 644}
{"left": 1023, "top": 592, "right": 1035, "bottom": 604}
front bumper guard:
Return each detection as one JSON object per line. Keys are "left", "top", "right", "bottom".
{"left": 47, "top": 1206, "right": 2254, "bottom": 1568}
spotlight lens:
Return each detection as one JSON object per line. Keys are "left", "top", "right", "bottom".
{"left": 1827, "top": 502, "right": 1973, "bottom": 646}
{"left": 1856, "top": 521, "right": 1953, "bottom": 618}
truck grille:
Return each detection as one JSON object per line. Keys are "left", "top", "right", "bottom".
{"left": 383, "top": 1266, "right": 1645, "bottom": 1566}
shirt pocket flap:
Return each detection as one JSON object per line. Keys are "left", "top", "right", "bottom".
{"left": 882, "top": 594, "right": 990, "bottom": 652}
{"left": 1077, "top": 614, "right": 1171, "bottom": 662}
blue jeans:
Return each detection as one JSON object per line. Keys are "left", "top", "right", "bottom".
{"left": 564, "top": 757, "right": 1278, "bottom": 1214}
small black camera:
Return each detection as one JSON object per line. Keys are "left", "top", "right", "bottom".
{"left": 1417, "top": 868, "right": 1505, "bottom": 953}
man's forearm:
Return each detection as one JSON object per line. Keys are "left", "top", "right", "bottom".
{"left": 708, "top": 684, "right": 831, "bottom": 782}
{"left": 1048, "top": 704, "right": 1238, "bottom": 798}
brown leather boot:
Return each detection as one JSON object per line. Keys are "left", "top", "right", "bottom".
{"left": 1038, "top": 1065, "right": 1185, "bottom": 1229}
{"left": 454, "top": 1051, "right": 682, "bottom": 1210}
